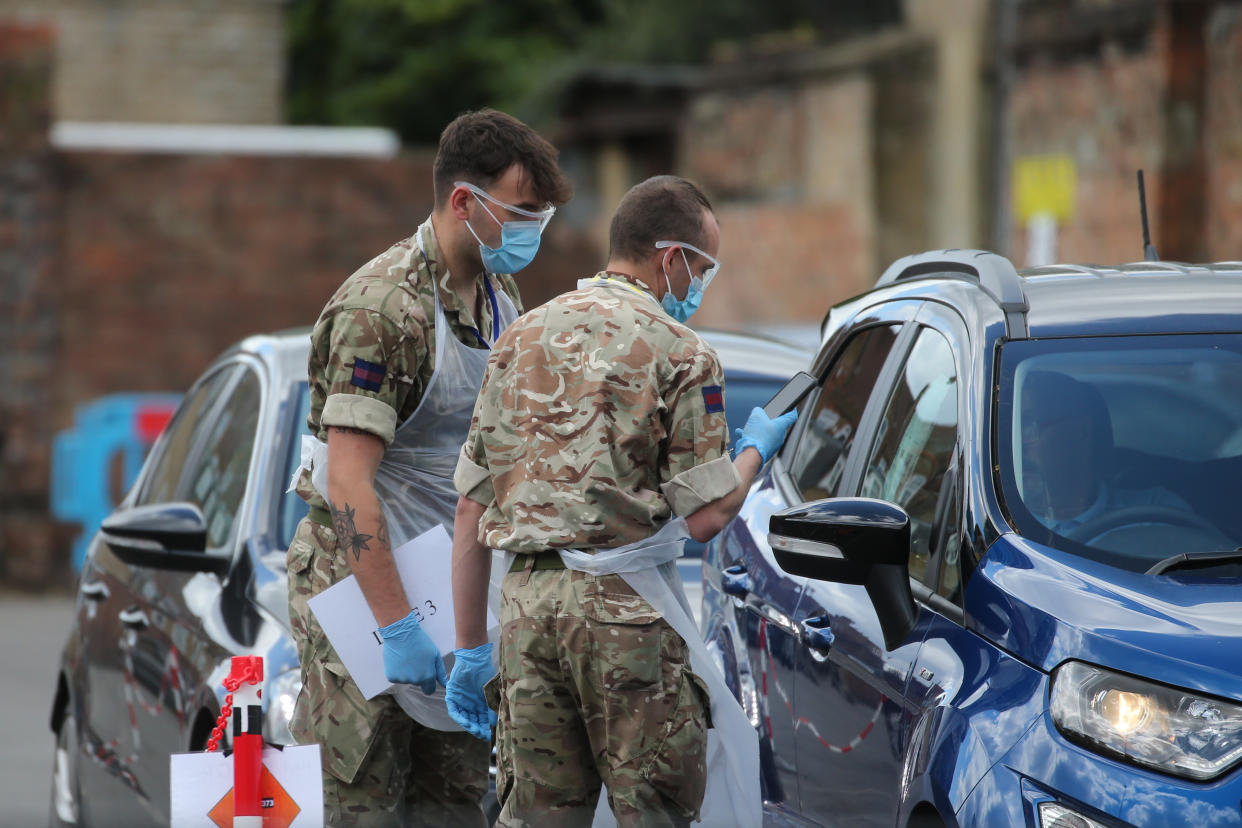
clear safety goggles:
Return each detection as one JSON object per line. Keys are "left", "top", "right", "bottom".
{"left": 655, "top": 240, "right": 721, "bottom": 288}
{"left": 455, "top": 180, "right": 556, "bottom": 231}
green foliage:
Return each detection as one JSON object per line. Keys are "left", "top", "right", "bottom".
{"left": 285, "top": 0, "right": 899, "bottom": 143}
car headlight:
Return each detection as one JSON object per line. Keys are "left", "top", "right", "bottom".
{"left": 264, "top": 668, "right": 302, "bottom": 746}
{"left": 1050, "top": 660, "right": 1242, "bottom": 780}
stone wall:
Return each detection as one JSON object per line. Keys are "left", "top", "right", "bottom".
{"left": 0, "top": 0, "right": 284, "bottom": 124}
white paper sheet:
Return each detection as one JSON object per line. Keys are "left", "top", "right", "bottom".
{"left": 306, "top": 523, "right": 496, "bottom": 700}
{"left": 170, "top": 744, "right": 323, "bottom": 828}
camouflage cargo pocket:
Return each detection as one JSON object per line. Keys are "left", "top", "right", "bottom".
{"left": 584, "top": 575, "right": 685, "bottom": 767}
{"left": 638, "top": 669, "right": 710, "bottom": 820}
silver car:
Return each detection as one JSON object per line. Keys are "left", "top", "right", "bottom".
{"left": 49, "top": 325, "right": 811, "bottom": 826}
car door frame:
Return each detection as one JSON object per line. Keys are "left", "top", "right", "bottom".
{"left": 757, "top": 299, "right": 924, "bottom": 823}
{"left": 126, "top": 353, "right": 274, "bottom": 821}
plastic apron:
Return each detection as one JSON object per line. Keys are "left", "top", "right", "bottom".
{"left": 299, "top": 262, "right": 518, "bottom": 731}
{"left": 495, "top": 518, "right": 761, "bottom": 827}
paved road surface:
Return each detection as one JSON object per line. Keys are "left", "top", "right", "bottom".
{"left": 0, "top": 593, "right": 75, "bottom": 828}
{"left": 0, "top": 573, "right": 704, "bottom": 828}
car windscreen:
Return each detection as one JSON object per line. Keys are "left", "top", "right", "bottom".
{"left": 278, "top": 382, "right": 312, "bottom": 551}
{"left": 996, "top": 334, "right": 1242, "bottom": 573}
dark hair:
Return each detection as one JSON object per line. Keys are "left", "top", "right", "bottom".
{"left": 608, "top": 176, "right": 714, "bottom": 263}
{"left": 433, "top": 109, "right": 572, "bottom": 208}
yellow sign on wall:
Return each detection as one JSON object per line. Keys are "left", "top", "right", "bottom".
{"left": 1013, "top": 154, "right": 1077, "bottom": 223}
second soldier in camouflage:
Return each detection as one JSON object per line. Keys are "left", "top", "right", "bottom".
{"left": 446, "top": 176, "right": 798, "bottom": 827}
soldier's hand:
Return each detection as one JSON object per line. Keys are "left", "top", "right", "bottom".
{"left": 446, "top": 643, "right": 498, "bottom": 740}
{"left": 733, "top": 407, "right": 799, "bottom": 465}
{"left": 377, "top": 610, "right": 448, "bottom": 695}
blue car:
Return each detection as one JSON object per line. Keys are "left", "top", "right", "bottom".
{"left": 702, "top": 250, "right": 1242, "bottom": 827}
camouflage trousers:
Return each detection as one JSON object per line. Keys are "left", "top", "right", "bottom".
{"left": 492, "top": 565, "right": 710, "bottom": 828}
{"left": 287, "top": 518, "right": 490, "bottom": 828}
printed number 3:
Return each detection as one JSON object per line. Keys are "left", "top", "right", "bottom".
{"left": 410, "top": 601, "right": 437, "bottom": 624}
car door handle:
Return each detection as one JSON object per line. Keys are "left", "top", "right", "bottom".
{"left": 722, "top": 565, "right": 751, "bottom": 598}
{"left": 118, "top": 606, "right": 149, "bottom": 629}
{"left": 81, "top": 581, "right": 110, "bottom": 602}
{"left": 800, "top": 615, "right": 836, "bottom": 656}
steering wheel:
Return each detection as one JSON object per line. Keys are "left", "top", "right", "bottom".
{"left": 1064, "top": 505, "right": 1223, "bottom": 544}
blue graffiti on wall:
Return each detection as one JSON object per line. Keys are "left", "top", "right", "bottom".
{"left": 51, "top": 393, "right": 181, "bottom": 570}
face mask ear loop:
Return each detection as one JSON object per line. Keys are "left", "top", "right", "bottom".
{"left": 661, "top": 250, "right": 679, "bottom": 301}
{"left": 680, "top": 248, "right": 701, "bottom": 290}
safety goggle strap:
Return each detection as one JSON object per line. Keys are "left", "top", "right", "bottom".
{"left": 455, "top": 180, "right": 555, "bottom": 230}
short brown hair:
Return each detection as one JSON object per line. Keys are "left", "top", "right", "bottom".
{"left": 608, "top": 176, "right": 713, "bottom": 263}
{"left": 433, "top": 109, "right": 572, "bottom": 208}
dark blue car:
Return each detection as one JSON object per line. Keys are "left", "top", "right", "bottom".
{"left": 702, "top": 250, "right": 1242, "bottom": 827}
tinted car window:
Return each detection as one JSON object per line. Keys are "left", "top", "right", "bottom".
{"left": 790, "top": 324, "right": 901, "bottom": 500}
{"left": 998, "top": 334, "right": 1242, "bottom": 572}
{"left": 137, "top": 367, "right": 235, "bottom": 506}
{"left": 181, "top": 368, "right": 262, "bottom": 549}
{"left": 859, "top": 328, "right": 957, "bottom": 585}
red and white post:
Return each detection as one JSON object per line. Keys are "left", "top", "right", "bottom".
{"left": 230, "top": 656, "right": 264, "bottom": 828}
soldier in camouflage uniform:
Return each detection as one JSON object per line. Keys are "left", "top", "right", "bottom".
{"left": 287, "top": 109, "right": 572, "bottom": 827}
{"left": 445, "top": 176, "right": 798, "bottom": 827}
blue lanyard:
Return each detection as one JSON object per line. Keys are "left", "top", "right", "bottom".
{"left": 470, "top": 277, "right": 501, "bottom": 347}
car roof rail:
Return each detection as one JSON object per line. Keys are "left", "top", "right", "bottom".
{"left": 876, "top": 248, "right": 1029, "bottom": 338}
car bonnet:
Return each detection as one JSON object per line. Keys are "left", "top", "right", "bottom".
{"left": 965, "top": 532, "right": 1242, "bottom": 704}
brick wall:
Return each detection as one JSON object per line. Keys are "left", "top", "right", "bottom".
{"left": 681, "top": 39, "right": 934, "bottom": 329}
{"left": 1008, "top": 1, "right": 1242, "bottom": 266}
{"left": 0, "top": 23, "right": 65, "bottom": 586}
{"left": 0, "top": 0, "right": 284, "bottom": 124}
{"left": 0, "top": 20, "right": 600, "bottom": 588}
{"left": 1204, "top": 4, "right": 1242, "bottom": 257}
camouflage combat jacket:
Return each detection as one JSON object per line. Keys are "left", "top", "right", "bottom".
{"left": 295, "top": 218, "right": 522, "bottom": 514}
{"left": 453, "top": 271, "right": 740, "bottom": 552}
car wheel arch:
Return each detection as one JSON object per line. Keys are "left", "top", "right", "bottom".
{"left": 188, "top": 706, "right": 219, "bottom": 752}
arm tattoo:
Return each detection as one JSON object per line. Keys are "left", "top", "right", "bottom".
{"left": 376, "top": 512, "right": 391, "bottom": 551}
{"left": 330, "top": 502, "right": 374, "bottom": 562}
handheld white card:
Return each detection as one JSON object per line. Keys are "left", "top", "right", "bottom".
{"left": 307, "top": 523, "right": 497, "bottom": 699}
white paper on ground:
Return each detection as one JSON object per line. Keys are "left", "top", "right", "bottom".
{"left": 306, "top": 523, "right": 497, "bottom": 699}
{"left": 170, "top": 743, "right": 323, "bottom": 828}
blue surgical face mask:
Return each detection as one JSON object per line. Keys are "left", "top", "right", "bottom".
{"left": 467, "top": 216, "right": 542, "bottom": 274}
{"left": 458, "top": 181, "right": 555, "bottom": 275}
{"left": 659, "top": 247, "right": 712, "bottom": 323}
{"left": 660, "top": 250, "right": 710, "bottom": 322}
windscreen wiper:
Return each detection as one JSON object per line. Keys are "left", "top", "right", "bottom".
{"left": 1146, "top": 547, "right": 1242, "bottom": 576}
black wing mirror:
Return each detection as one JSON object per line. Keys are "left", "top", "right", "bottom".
{"left": 100, "top": 502, "right": 229, "bottom": 575}
{"left": 769, "top": 498, "right": 917, "bottom": 650}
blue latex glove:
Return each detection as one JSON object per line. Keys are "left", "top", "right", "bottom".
{"left": 733, "top": 407, "right": 799, "bottom": 465}
{"left": 445, "top": 643, "right": 498, "bottom": 740}
{"left": 377, "top": 610, "right": 448, "bottom": 695}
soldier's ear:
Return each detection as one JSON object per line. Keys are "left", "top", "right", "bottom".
{"left": 449, "top": 185, "right": 472, "bottom": 221}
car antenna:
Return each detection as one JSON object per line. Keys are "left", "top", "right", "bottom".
{"left": 1137, "top": 169, "right": 1159, "bottom": 261}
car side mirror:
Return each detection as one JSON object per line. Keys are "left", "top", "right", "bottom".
{"left": 768, "top": 497, "right": 917, "bottom": 650}
{"left": 100, "top": 502, "right": 230, "bottom": 575}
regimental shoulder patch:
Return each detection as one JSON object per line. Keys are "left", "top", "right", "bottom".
{"left": 351, "top": 359, "right": 386, "bottom": 392}
{"left": 702, "top": 385, "right": 724, "bottom": 413}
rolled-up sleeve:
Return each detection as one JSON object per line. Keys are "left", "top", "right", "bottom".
{"left": 453, "top": 443, "right": 494, "bottom": 506}
{"left": 322, "top": 394, "right": 398, "bottom": 445}
{"left": 316, "top": 306, "right": 422, "bottom": 446}
{"left": 661, "top": 455, "right": 741, "bottom": 516}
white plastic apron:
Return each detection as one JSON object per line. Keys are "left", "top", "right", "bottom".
{"left": 497, "top": 519, "right": 761, "bottom": 828}
{"left": 299, "top": 260, "right": 517, "bottom": 730}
